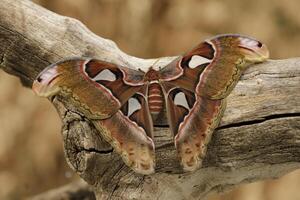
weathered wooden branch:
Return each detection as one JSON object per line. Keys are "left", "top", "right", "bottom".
{"left": 30, "top": 181, "right": 95, "bottom": 200}
{"left": 1, "top": 0, "right": 299, "bottom": 200}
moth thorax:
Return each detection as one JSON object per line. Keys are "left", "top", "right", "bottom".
{"left": 148, "top": 83, "right": 164, "bottom": 115}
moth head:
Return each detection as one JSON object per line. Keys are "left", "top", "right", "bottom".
{"left": 237, "top": 36, "right": 269, "bottom": 63}
{"left": 32, "top": 66, "right": 61, "bottom": 97}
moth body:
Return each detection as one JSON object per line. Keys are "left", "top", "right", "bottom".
{"left": 147, "top": 82, "right": 164, "bottom": 115}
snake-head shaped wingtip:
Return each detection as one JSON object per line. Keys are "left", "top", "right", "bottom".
{"left": 32, "top": 66, "right": 61, "bottom": 97}
{"left": 237, "top": 36, "right": 269, "bottom": 63}
{"left": 210, "top": 34, "right": 270, "bottom": 64}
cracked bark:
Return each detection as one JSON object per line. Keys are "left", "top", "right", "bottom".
{"left": 30, "top": 180, "right": 96, "bottom": 200}
{"left": 0, "top": 0, "right": 299, "bottom": 200}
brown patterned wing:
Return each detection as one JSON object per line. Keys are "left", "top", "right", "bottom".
{"left": 163, "top": 87, "right": 195, "bottom": 136}
{"left": 33, "top": 58, "right": 156, "bottom": 174}
{"left": 163, "top": 84, "right": 225, "bottom": 171}
{"left": 95, "top": 118, "right": 155, "bottom": 174}
{"left": 195, "top": 34, "right": 269, "bottom": 99}
{"left": 94, "top": 95, "right": 155, "bottom": 174}
{"left": 32, "top": 58, "right": 144, "bottom": 119}
{"left": 163, "top": 34, "right": 269, "bottom": 171}
{"left": 174, "top": 98, "right": 226, "bottom": 171}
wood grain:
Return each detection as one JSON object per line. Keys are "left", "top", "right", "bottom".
{"left": 0, "top": 0, "right": 299, "bottom": 199}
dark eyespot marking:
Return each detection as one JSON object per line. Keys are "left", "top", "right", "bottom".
{"left": 37, "top": 76, "right": 43, "bottom": 82}
{"left": 35, "top": 67, "right": 59, "bottom": 84}
{"left": 257, "top": 41, "right": 263, "bottom": 48}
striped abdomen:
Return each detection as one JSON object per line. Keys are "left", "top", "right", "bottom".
{"left": 148, "top": 83, "right": 164, "bottom": 114}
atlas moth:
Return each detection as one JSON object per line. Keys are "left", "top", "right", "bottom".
{"left": 32, "top": 34, "right": 269, "bottom": 174}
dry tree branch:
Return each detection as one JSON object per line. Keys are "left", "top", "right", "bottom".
{"left": 30, "top": 180, "right": 95, "bottom": 200}
{"left": 1, "top": 0, "right": 299, "bottom": 200}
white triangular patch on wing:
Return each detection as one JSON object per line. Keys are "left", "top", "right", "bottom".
{"left": 188, "top": 55, "right": 211, "bottom": 69}
{"left": 93, "top": 69, "right": 116, "bottom": 81}
{"left": 128, "top": 97, "right": 142, "bottom": 116}
{"left": 239, "top": 37, "right": 258, "bottom": 47}
{"left": 174, "top": 92, "right": 190, "bottom": 109}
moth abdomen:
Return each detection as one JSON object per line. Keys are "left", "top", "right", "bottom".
{"left": 148, "top": 83, "right": 164, "bottom": 115}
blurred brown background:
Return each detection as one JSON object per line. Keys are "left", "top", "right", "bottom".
{"left": 0, "top": 0, "right": 300, "bottom": 199}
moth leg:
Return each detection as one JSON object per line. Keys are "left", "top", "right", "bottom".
{"left": 93, "top": 111, "right": 155, "bottom": 175}
{"left": 175, "top": 97, "right": 226, "bottom": 171}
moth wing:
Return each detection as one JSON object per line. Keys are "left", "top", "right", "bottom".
{"left": 32, "top": 58, "right": 144, "bottom": 119}
{"left": 162, "top": 87, "right": 194, "bottom": 136}
{"left": 165, "top": 35, "right": 268, "bottom": 171}
{"left": 160, "top": 43, "right": 211, "bottom": 138}
{"left": 196, "top": 34, "right": 268, "bottom": 99}
{"left": 168, "top": 35, "right": 268, "bottom": 100}
{"left": 33, "top": 58, "right": 155, "bottom": 174}
{"left": 163, "top": 83, "right": 225, "bottom": 171}
{"left": 125, "top": 93, "right": 154, "bottom": 138}
{"left": 174, "top": 97, "right": 226, "bottom": 171}
{"left": 161, "top": 41, "right": 213, "bottom": 94}
{"left": 95, "top": 93, "right": 155, "bottom": 174}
